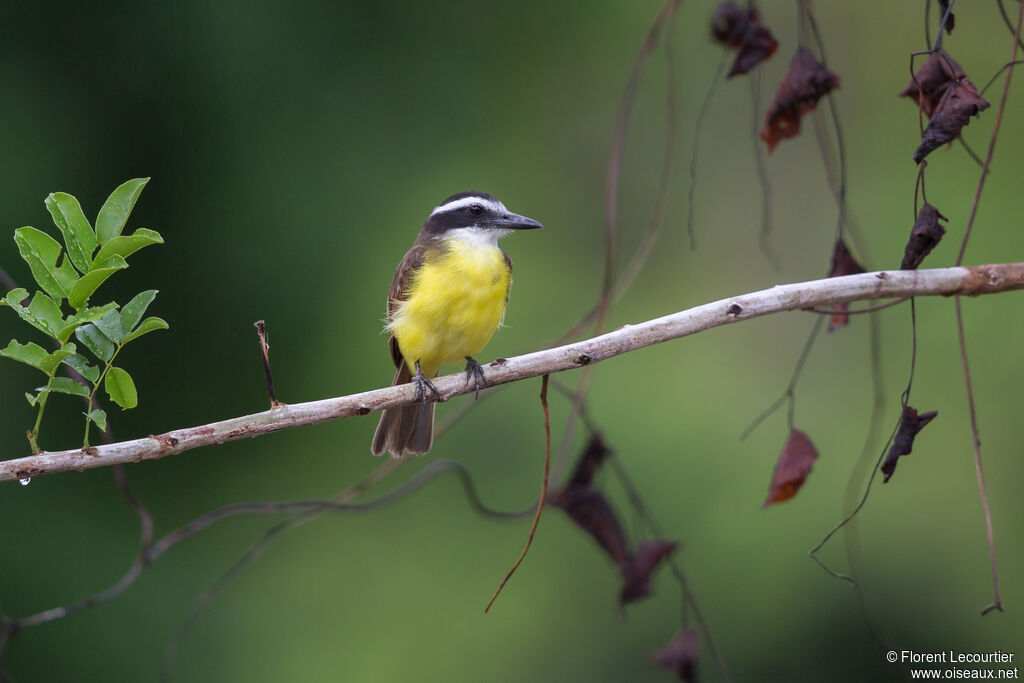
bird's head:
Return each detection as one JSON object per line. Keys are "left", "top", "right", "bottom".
{"left": 423, "top": 191, "right": 542, "bottom": 245}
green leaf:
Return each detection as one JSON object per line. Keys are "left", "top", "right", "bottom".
{"left": 93, "top": 228, "right": 163, "bottom": 265}
{"left": 5, "top": 288, "right": 29, "bottom": 307}
{"left": 87, "top": 409, "right": 107, "bottom": 431}
{"left": 75, "top": 323, "right": 115, "bottom": 361}
{"left": 40, "top": 343, "right": 77, "bottom": 374}
{"left": 67, "top": 254, "right": 128, "bottom": 310}
{"left": 93, "top": 309, "right": 125, "bottom": 343}
{"left": 120, "top": 290, "right": 157, "bottom": 334}
{"left": 49, "top": 376, "right": 90, "bottom": 398}
{"left": 0, "top": 340, "right": 49, "bottom": 371}
{"left": 96, "top": 178, "right": 150, "bottom": 244}
{"left": 27, "top": 292, "right": 63, "bottom": 336}
{"left": 63, "top": 353, "right": 100, "bottom": 383}
{"left": 56, "top": 302, "right": 119, "bottom": 343}
{"left": 45, "top": 192, "right": 97, "bottom": 273}
{"left": 4, "top": 296, "right": 53, "bottom": 337}
{"left": 123, "top": 316, "right": 169, "bottom": 343}
{"left": 14, "top": 226, "right": 78, "bottom": 301}
{"left": 25, "top": 392, "right": 39, "bottom": 406}
{"left": 105, "top": 367, "right": 138, "bottom": 409}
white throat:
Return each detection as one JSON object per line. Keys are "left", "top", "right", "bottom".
{"left": 443, "top": 226, "right": 508, "bottom": 248}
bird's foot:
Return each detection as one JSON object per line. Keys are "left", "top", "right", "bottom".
{"left": 464, "top": 356, "right": 486, "bottom": 400}
{"left": 413, "top": 361, "right": 441, "bottom": 403}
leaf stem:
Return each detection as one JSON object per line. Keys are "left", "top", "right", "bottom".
{"left": 28, "top": 371, "right": 58, "bottom": 454}
{"left": 83, "top": 345, "right": 123, "bottom": 448}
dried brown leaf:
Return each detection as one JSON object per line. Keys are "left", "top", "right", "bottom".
{"left": 900, "top": 51, "right": 966, "bottom": 117}
{"left": 549, "top": 486, "right": 628, "bottom": 566}
{"left": 620, "top": 540, "right": 678, "bottom": 604}
{"left": 764, "top": 429, "right": 819, "bottom": 507}
{"left": 826, "top": 239, "right": 866, "bottom": 330}
{"left": 882, "top": 405, "right": 938, "bottom": 483}
{"left": 567, "top": 434, "right": 612, "bottom": 488}
{"left": 901, "top": 203, "right": 947, "bottom": 270}
{"left": 913, "top": 79, "right": 989, "bottom": 164}
{"left": 711, "top": 3, "right": 778, "bottom": 78}
{"left": 761, "top": 49, "right": 840, "bottom": 152}
{"left": 652, "top": 628, "right": 700, "bottom": 682}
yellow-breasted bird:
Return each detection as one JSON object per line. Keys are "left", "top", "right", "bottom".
{"left": 371, "top": 191, "right": 542, "bottom": 457}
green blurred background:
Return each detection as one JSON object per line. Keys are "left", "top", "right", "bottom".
{"left": 1, "top": 1, "right": 1022, "bottom": 681}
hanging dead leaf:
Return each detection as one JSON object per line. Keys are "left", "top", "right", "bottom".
{"left": 900, "top": 51, "right": 966, "bottom": 117}
{"left": 552, "top": 437, "right": 677, "bottom": 604}
{"left": 652, "top": 628, "right": 700, "bottom": 682}
{"left": 764, "top": 429, "right": 819, "bottom": 507}
{"left": 826, "top": 239, "right": 866, "bottom": 330}
{"left": 882, "top": 405, "right": 938, "bottom": 482}
{"left": 567, "top": 434, "right": 612, "bottom": 488}
{"left": 549, "top": 486, "right": 629, "bottom": 566}
{"left": 620, "top": 540, "right": 678, "bottom": 604}
{"left": 711, "top": 3, "right": 778, "bottom": 78}
{"left": 901, "top": 203, "right": 947, "bottom": 270}
{"left": 761, "top": 49, "right": 840, "bottom": 152}
{"left": 913, "top": 79, "right": 989, "bottom": 164}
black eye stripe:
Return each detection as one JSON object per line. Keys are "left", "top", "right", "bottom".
{"left": 469, "top": 203, "right": 484, "bottom": 216}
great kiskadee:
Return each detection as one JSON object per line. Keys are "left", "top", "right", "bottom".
{"left": 371, "top": 191, "right": 543, "bottom": 457}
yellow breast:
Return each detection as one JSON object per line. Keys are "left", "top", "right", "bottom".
{"left": 389, "top": 238, "right": 511, "bottom": 376}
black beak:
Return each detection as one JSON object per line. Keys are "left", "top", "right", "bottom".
{"left": 491, "top": 211, "right": 543, "bottom": 230}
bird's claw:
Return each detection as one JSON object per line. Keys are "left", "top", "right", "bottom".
{"left": 413, "top": 361, "right": 440, "bottom": 404}
{"left": 465, "top": 356, "right": 486, "bottom": 400}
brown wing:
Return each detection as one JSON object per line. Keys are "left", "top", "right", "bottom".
{"left": 386, "top": 243, "right": 428, "bottom": 368}
{"left": 502, "top": 249, "right": 513, "bottom": 303}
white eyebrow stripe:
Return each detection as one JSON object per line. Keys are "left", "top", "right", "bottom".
{"left": 429, "top": 196, "right": 506, "bottom": 217}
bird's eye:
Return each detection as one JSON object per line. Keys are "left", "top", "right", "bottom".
{"left": 469, "top": 203, "right": 484, "bottom": 216}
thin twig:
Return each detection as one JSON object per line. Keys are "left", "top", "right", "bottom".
{"left": 955, "top": 300, "right": 1003, "bottom": 615}
{"left": 997, "top": 0, "right": 1024, "bottom": 53}
{"left": 553, "top": 0, "right": 681, "bottom": 486}
{"left": 3, "top": 264, "right": 1024, "bottom": 484}
{"left": 485, "top": 375, "right": 551, "bottom": 613}
{"left": 949, "top": 0, "right": 1021, "bottom": 615}
{"left": 0, "top": 267, "right": 16, "bottom": 293}
{"left": 254, "top": 320, "right": 282, "bottom": 409}
{"left": 806, "top": 298, "right": 908, "bottom": 316}
{"left": 810, "top": 299, "right": 919, "bottom": 582}
{"left": 686, "top": 49, "right": 728, "bottom": 250}
{"left": 741, "top": 316, "right": 825, "bottom": 440}
{"left": 750, "top": 67, "right": 777, "bottom": 269}
{"left": 805, "top": 6, "right": 848, "bottom": 243}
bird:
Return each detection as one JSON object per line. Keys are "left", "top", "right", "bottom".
{"left": 371, "top": 191, "right": 543, "bottom": 457}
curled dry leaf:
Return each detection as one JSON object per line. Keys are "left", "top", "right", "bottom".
{"left": 900, "top": 51, "right": 966, "bottom": 117}
{"left": 882, "top": 405, "right": 938, "bottom": 483}
{"left": 902, "top": 51, "right": 990, "bottom": 164}
{"left": 711, "top": 2, "right": 778, "bottom": 78}
{"left": 901, "top": 203, "right": 947, "bottom": 270}
{"left": 764, "top": 429, "right": 819, "bottom": 507}
{"left": 652, "top": 628, "right": 700, "bottom": 682}
{"left": 826, "top": 239, "right": 866, "bottom": 330}
{"left": 913, "top": 80, "right": 989, "bottom": 163}
{"left": 761, "top": 49, "right": 840, "bottom": 152}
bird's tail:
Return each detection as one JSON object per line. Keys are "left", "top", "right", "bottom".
{"left": 371, "top": 363, "right": 436, "bottom": 457}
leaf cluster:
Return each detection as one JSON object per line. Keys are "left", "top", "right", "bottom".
{"left": 1, "top": 178, "right": 168, "bottom": 451}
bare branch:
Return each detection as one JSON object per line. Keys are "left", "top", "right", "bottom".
{"left": 2, "top": 263, "right": 1023, "bottom": 484}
